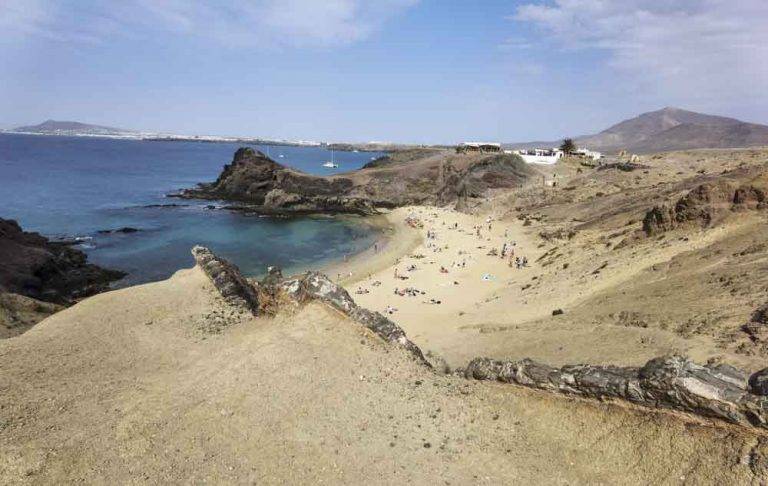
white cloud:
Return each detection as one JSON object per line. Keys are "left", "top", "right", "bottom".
{"left": 0, "top": 0, "right": 418, "bottom": 48}
{"left": 512, "top": 0, "right": 768, "bottom": 105}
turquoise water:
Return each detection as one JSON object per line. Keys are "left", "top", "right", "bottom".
{"left": 0, "top": 133, "right": 383, "bottom": 286}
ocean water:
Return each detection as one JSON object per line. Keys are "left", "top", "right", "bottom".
{"left": 0, "top": 133, "right": 383, "bottom": 286}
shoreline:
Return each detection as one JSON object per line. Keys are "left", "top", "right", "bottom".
{"left": 314, "top": 209, "right": 423, "bottom": 286}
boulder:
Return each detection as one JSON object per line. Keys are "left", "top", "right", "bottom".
{"left": 749, "top": 369, "right": 768, "bottom": 396}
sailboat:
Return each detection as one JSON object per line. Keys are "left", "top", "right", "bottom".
{"left": 322, "top": 149, "right": 339, "bottom": 168}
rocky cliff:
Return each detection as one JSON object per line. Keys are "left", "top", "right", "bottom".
{"left": 178, "top": 147, "right": 538, "bottom": 214}
{"left": 0, "top": 218, "right": 125, "bottom": 305}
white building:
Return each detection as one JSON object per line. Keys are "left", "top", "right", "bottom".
{"left": 507, "top": 148, "right": 563, "bottom": 165}
{"left": 572, "top": 148, "right": 602, "bottom": 160}
{"left": 506, "top": 146, "right": 603, "bottom": 165}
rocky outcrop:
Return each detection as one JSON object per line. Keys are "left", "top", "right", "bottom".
{"left": 465, "top": 355, "right": 768, "bottom": 430}
{"left": 643, "top": 177, "right": 768, "bottom": 236}
{"left": 0, "top": 218, "right": 125, "bottom": 305}
{"left": 177, "top": 147, "right": 537, "bottom": 215}
{"left": 191, "top": 246, "right": 427, "bottom": 363}
{"left": 278, "top": 271, "right": 428, "bottom": 364}
{"left": 191, "top": 246, "right": 261, "bottom": 314}
{"left": 178, "top": 148, "right": 377, "bottom": 215}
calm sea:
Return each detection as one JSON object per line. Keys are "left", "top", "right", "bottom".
{"left": 0, "top": 133, "right": 383, "bottom": 286}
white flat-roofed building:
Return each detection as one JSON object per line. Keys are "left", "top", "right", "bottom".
{"left": 508, "top": 148, "right": 563, "bottom": 165}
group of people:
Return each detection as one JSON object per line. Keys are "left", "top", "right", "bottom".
{"left": 498, "top": 240, "right": 528, "bottom": 268}
{"left": 394, "top": 287, "right": 425, "bottom": 297}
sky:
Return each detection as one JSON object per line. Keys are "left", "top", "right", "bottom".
{"left": 1, "top": 0, "right": 767, "bottom": 144}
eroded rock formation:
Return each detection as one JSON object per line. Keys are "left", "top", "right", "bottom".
{"left": 191, "top": 246, "right": 261, "bottom": 314}
{"left": 0, "top": 218, "right": 125, "bottom": 305}
{"left": 278, "top": 271, "right": 427, "bottom": 363}
{"left": 178, "top": 148, "right": 380, "bottom": 215}
{"left": 643, "top": 176, "right": 768, "bottom": 236}
{"left": 192, "top": 246, "right": 427, "bottom": 363}
{"left": 464, "top": 355, "right": 768, "bottom": 429}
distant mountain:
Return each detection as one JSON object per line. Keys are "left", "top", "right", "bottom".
{"left": 507, "top": 107, "right": 768, "bottom": 154}
{"left": 11, "top": 120, "right": 135, "bottom": 136}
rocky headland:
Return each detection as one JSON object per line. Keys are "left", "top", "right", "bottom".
{"left": 0, "top": 218, "right": 125, "bottom": 337}
{"left": 176, "top": 147, "right": 538, "bottom": 215}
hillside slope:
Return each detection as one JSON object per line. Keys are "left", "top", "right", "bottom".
{"left": 1, "top": 267, "right": 763, "bottom": 484}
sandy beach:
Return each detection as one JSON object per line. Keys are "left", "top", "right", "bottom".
{"left": 318, "top": 160, "right": 768, "bottom": 372}
{"left": 318, "top": 204, "right": 544, "bottom": 367}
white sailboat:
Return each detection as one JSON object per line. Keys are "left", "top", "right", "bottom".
{"left": 322, "top": 149, "right": 339, "bottom": 168}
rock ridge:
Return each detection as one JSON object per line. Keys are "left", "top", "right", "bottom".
{"left": 191, "top": 246, "right": 427, "bottom": 363}
{"left": 464, "top": 355, "right": 768, "bottom": 430}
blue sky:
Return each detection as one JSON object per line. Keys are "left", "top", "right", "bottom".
{"left": 1, "top": 0, "right": 767, "bottom": 144}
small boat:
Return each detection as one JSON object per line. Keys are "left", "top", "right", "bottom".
{"left": 322, "top": 149, "right": 339, "bottom": 169}
{"left": 278, "top": 154, "right": 284, "bottom": 158}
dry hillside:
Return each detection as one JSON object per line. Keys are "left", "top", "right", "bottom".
{"left": 1, "top": 268, "right": 766, "bottom": 484}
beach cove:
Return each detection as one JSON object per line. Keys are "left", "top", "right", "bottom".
{"left": 0, "top": 133, "right": 384, "bottom": 286}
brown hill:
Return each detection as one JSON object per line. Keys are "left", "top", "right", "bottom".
{"left": 507, "top": 107, "right": 768, "bottom": 154}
